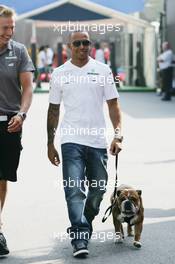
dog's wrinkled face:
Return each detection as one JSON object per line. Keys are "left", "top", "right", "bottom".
{"left": 117, "top": 189, "right": 142, "bottom": 217}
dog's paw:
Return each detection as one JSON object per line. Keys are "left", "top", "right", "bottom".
{"left": 133, "top": 241, "right": 142, "bottom": 248}
{"left": 114, "top": 233, "right": 124, "bottom": 244}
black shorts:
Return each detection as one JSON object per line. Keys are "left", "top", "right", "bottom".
{"left": 0, "top": 121, "right": 22, "bottom": 182}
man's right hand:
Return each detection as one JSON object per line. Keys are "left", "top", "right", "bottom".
{"left": 48, "top": 144, "right": 60, "bottom": 166}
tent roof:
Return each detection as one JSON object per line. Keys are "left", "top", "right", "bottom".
{"left": 1, "top": 0, "right": 150, "bottom": 28}
{"left": 1, "top": 0, "right": 144, "bottom": 15}
{"left": 26, "top": 3, "right": 110, "bottom": 21}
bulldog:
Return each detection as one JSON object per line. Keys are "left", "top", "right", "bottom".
{"left": 111, "top": 184, "right": 144, "bottom": 248}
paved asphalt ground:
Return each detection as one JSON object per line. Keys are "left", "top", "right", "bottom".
{"left": 1, "top": 92, "right": 175, "bottom": 264}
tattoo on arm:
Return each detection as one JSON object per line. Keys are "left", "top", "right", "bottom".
{"left": 47, "top": 103, "right": 60, "bottom": 145}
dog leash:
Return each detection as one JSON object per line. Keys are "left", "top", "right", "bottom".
{"left": 102, "top": 154, "right": 118, "bottom": 223}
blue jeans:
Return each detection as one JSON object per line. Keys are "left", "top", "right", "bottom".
{"left": 61, "top": 143, "right": 108, "bottom": 242}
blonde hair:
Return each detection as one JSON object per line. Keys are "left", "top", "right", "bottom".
{"left": 0, "top": 5, "right": 16, "bottom": 17}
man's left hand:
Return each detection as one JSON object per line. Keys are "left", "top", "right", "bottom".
{"left": 110, "top": 139, "right": 122, "bottom": 155}
{"left": 8, "top": 115, "right": 23, "bottom": 133}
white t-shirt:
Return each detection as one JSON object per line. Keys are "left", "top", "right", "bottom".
{"left": 49, "top": 57, "right": 119, "bottom": 148}
{"left": 46, "top": 48, "right": 54, "bottom": 65}
{"left": 158, "top": 49, "right": 173, "bottom": 70}
{"left": 37, "top": 50, "right": 46, "bottom": 68}
{"left": 95, "top": 49, "right": 105, "bottom": 64}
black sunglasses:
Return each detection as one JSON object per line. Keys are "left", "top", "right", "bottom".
{"left": 72, "top": 40, "right": 91, "bottom": 47}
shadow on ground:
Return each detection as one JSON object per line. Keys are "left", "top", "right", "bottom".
{"left": 145, "top": 208, "right": 175, "bottom": 218}
{"left": 120, "top": 93, "right": 175, "bottom": 119}
{"left": 1, "top": 220, "right": 175, "bottom": 264}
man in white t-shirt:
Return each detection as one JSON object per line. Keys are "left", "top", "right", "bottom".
{"left": 46, "top": 45, "right": 54, "bottom": 67}
{"left": 157, "top": 42, "right": 174, "bottom": 101}
{"left": 95, "top": 42, "right": 105, "bottom": 64}
{"left": 47, "top": 31, "right": 122, "bottom": 258}
{"left": 35, "top": 46, "right": 47, "bottom": 88}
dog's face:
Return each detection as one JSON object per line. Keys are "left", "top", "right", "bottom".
{"left": 117, "top": 189, "right": 142, "bottom": 217}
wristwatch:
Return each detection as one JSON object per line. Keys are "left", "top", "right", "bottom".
{"left": 114, "top": 128, "right": 123, "bottom": 142}
{"left": 17, "top": 112, "right": 27, "bottom": 121}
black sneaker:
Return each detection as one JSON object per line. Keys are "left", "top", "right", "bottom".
{"left": 72, "top": 240, "right": 89, "bottom": 258}
{"left": 0, "top": 233, "right": 9, "bottom": 255}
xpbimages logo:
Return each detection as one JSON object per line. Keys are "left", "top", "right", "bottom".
{"left": 54, "top": 231, "right": 118, "bottom": 243}
{"left": 60, "top": 177, "right": 106, "bottom": 191}
{"left": 52, "top": 73, "right": 120, "bottom": 86}
{"left": 53, "top": 21, "right": 121, "bottom": 35}
{"left": 53, "top": 177, "right": 122, "bottom": 192}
